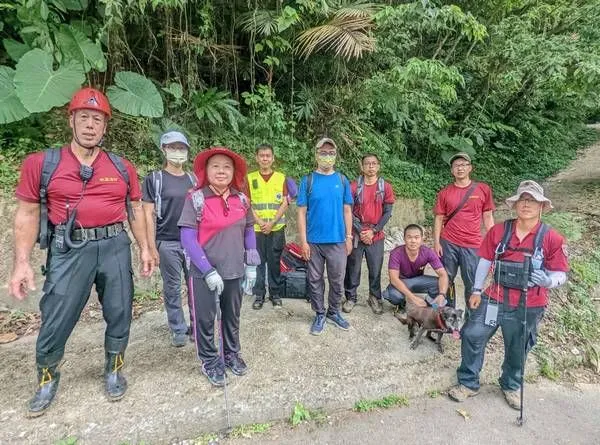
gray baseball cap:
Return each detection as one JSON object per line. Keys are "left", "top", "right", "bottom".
{"left": 160, "top": 131, "right": 190, "bottom": 148}
{"left": 315, "top": 137, "right": 337, "bottom": 150}
{"left": 448, "top": 152, "right": 472, "bottom": 165}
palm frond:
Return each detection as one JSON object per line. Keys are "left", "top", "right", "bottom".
{"left": 334, "top": 2, "right": 381, "bottom": 20}
{"left": 295, "top": 15, "right": 376, "bottom": 60}
{"left": 239, "top": 9, "right": 279, "bottom": 37}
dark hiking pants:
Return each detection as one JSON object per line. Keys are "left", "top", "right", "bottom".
{"left": 441, "top": 239, "right": 478, "bottom": 308}
{"left": 157, "top": 240, "right": 191, "bottom": 334}
{"left": 457, "top": 295, "right": 544, "bottom": 391}
{"left": 253, "top": 229, "right": 286, "bottom": 300}
{"left": 344, "top": 238, "right": 384, "bottom": 301}
{"left": 189, "top": 266, "right": 243, "bottom": 369}
{"left": 307, "top": 243, "right": 347, "bottom": 315}
{"left": 383, "top": 275, "right": 440, "bottom": 307}
{"left": 36, "top": 231, "right": 134, "bottom": 367}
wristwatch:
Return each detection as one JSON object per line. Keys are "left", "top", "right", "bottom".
{"left": 472, "top": 288, "right": 482, "bottom": 295}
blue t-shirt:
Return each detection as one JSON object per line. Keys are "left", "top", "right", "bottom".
{"left": 297, "top": 171, "right": 353, "bottom": 244}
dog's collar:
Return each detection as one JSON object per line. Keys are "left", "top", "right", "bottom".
{"left": 435, "top": 312, "right": 447, "bottom": 330}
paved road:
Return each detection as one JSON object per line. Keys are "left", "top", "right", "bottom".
{"left": 225, "top": 382, "right": 600, "bottom": 445}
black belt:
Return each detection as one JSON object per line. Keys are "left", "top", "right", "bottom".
{"left": 70, "top": 222, "right": 125, "bottom": 241}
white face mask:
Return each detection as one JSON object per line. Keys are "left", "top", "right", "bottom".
{"left": 165, "top": 151, "right": 188, "bottom": 165}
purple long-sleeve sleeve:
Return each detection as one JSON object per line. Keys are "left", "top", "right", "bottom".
{"left": 244, "top": 225, "right": 261, "bottom": 266}
{"left": 180, "top": 227, "right": 213, "bottom": 276}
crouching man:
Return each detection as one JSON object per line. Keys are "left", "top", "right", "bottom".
{"left": 448, "top": 180, "right": 568, "bottom": 410}
{"left": 383, "top": 224, "right": 449, "bottom": 322}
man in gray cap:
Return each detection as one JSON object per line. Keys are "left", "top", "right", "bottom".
{"left": 433, "top": 152, "right": 495, "bottom": 307}
{"left": 448, "top": 180, "right": 569, "bottom": 409}
{"left": 297, "top": 138, "right": 354, "bottom": 335}
{"left": 142, "top": 131, "right": 197, "bottom": 346}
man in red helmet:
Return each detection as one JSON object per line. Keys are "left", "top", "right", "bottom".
{"left": 9, "top": 87, "right": 154, "bottom": 417}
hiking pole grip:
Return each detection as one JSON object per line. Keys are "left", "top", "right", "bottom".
{"left": 517, "top": 254, "right": 532, "bottom": 427}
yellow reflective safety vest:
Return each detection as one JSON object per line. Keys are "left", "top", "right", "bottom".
{"left": 247, "top": 170, "right": 286, "bottom": 232}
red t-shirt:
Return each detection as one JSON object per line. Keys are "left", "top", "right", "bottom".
{"left": 478, "top": 221, "right": 569, "bottom": 308}
{"left": 433, "top": 182, "right": 495, "bottom": 248}
{"left": 351, "top": 179, "right": 395, "bottom": 242}
{"left": 15, "top": 146, "right": 142, "bottom": 227}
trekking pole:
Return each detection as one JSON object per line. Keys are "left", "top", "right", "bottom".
{"left": 517, "top": 254, "right": 532, "bottom": 427}
{"left": 214, "top": 290, "right": 232, "bottom": 434}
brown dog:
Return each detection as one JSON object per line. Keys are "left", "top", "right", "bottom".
{"left": 402, "top": 305, "right": 464, "bottom": 353}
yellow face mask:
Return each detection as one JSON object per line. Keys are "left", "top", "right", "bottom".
{"left": 317, "top": 154, "right": 336, "bottom": 169}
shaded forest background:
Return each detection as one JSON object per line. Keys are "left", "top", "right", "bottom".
{"left": 1, "top": 0, "right": 599, "bottom": 205}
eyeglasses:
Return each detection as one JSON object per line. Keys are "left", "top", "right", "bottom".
{"left": 317, "top": 151, "right": 336, "bottom": 156}
{"left": 452, "top": 163, "right": 471, "bottom": 169}
{"left": 517, "top": 198, "right": 540, "bottom": 205}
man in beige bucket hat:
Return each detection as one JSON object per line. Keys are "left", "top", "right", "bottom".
{"left": 449, "top": 180, "right": 568, "bottom": 411}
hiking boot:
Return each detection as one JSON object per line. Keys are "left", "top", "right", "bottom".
{"left": 272, "top": 298, "right": 283, "bottom": 308}
{"left": 326, "top": 311, "right": 350, "bottom": 330}
{"left": 342, "top": 299, "right": 356, "bottom": 313}
{"left": 224, "top": 353, "right": 248, "bottom": 376}
{"left": 368, "top": 295, "right": 384, "bottom": 315}
{"left": 310, "top": 314, "right": 326, "bottom": 336}
{"left": 27, "top": 364, "right": 60, "bottom": 417}
{"left": 393, "top": 306, "right": 408, "bottom": 324}
{"left": 201, "top": 363, "right": 226, "bottom": 387}
{"left": 104, "top": 352, "right": 127, "bottom": 401}
{"left": 172, "top": 332, "right": 187, "bottom": 347}
{"left": 252, "top": 298, "right": 264, "bottom": 310}
{"left": 448, "top": 384, "right": 479, "bottom": 402}
{"left": 503, "top": 389, "right": 521, "bottom": 410}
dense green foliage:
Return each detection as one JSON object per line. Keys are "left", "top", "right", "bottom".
{"left": 1, "top": 0, "right": 599, "bottom": 204}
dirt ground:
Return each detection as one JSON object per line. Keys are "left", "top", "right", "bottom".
{"left": 1, "top": 127, "right": 599, "bottom": 444}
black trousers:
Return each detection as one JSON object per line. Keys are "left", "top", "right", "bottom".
{"left": 344, "top": 238, "right": 385, "bottom": 301}
{"left": 253, "top": 229, "right": 286, "bottom": 300}
{"left": 189, "top": 266, "right": 243, "bottom": 369}
{"left": 36, "top": 231, "right": 134, "bottom": 366}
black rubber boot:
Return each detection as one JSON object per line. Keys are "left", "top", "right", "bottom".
{"left": 104, "top": 352, "right": 127, "bottom": 401}
{"left": 28, "top": 364, "right": 61, "bottom": 417}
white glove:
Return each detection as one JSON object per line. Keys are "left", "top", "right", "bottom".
{"left": 530, "top": 270, "right": 552, "bottom": 288}
{"left": 241, "top": 265, "right": 257, "bottom": 295}
{"left": 205, "top": 270, "right": 224, "bottom": 296}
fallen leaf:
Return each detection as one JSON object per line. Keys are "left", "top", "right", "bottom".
{"left": 456, "top": 408, "right": 471, "bottom": 421}
{"left": 0, "top": 332, "right": 18, "bottom": 344}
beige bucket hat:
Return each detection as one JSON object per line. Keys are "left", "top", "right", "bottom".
{"left": 505, "top": 180, "right": 553, "bottom": 210}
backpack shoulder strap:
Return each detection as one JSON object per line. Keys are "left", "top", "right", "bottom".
{"left": 152, "top": 170, "right": 163, "bottom": 220}
{"left": 39, "top": 148, "right": 62, "bottom": 249}
{"left": 533, "top": 222, "right": 550, "bottom": 256}
{"left": 376, "top": 177, "right": 385, "bottom": 200}
{"left": 191, "top": 188, "right": 205, "bottom": 222}
{"left": 355, "top": 175, "right": 364, "bottom": 205}
{"left": 495, "top": 219, "right": 514, "bottom": 259}
{"left": 106, "top": 152, "right": 134, "bottom": 220}
{"left": 186, "top": 171, "right": 198, "bottom": 187}
{"left": 306, "top": 172, "right": 314, "bottom": 197}
{"left": 237, "top": 191, "right": 250, "bottom": 210}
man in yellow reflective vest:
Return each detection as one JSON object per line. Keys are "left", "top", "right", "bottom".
{"left": 247, "top": 143, "right": 297, "bottom": 309}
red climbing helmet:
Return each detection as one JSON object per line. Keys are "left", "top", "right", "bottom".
{"left": 68, "top": 87, "right": 112, "bottom": 118}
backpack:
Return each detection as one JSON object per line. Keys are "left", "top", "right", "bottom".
{"left": 190, "top": 187, "right": 250, "bottom": 223}
{"left": 354, "top": 175, "right": 385, "bottom": 205}
{"left": 279, "top": 242, "right": 309, "bottom": 300}
{"left": 152, "top": 170, "right": 197, "bottom": 220}
{"left": 38, "top": 148, "right": 133, "bottom": 250}
{"left": 493, "top": 218, "right": 549, "bottom": 292}
{"left": 280, "top": 242, "right": 308, "bottom": 273}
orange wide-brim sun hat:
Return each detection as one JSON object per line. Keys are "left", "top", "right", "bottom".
{"left": 193, "top": 146, "right": 248, "bottom": 192}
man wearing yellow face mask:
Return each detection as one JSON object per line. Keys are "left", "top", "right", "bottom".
{"left": 297, "top": 138, "right": 354, "bottom": 335}
{"left": 142, "top": 131, "right": 197, "bottom": 347}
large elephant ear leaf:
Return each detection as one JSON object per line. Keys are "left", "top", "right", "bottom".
{"left": 14, "top": 49, "right": 85, "bottom": 113}
{"left": 106, "top": 71, "right": 164, "bottom": 117}
{"left": 0, "top": 66, "right": 30, "bottom": 124}
{"left": 55, "top": 24, "right": 107, "bottom": 73}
